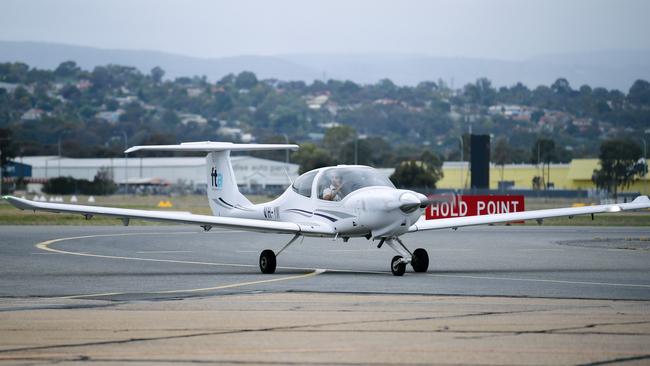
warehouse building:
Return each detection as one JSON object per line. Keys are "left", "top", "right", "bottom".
{"left": 438, "top": 159, "right": 648, "bottom": 195}
{"left": 20, "top": 155, "right": 298, "bottom": 193}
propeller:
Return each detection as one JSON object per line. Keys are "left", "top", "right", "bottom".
{"left": 399, "top": 193, "right": 455, "bottom": 213}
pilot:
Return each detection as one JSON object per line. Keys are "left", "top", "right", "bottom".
{"left": 322, "top": 172, "right": 344, "bottom": 201}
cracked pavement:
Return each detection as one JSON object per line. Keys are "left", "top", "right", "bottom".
{"left": 1, "top": 293, "right": 650, "bottom": 365}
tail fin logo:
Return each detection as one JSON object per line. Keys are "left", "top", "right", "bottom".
{"left": 210, "top": 167, "right": 223, "bottom": 190}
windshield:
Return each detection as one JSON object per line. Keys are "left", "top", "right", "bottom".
{"left": 317, "top": 167, "right": 394, "bottom": 201}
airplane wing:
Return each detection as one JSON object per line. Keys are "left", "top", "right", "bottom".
{"left": 408, "top": 196, "right": 650, "bottom": 232}
{"left": 2, "top": 196, "right": 334, "bottom": 236}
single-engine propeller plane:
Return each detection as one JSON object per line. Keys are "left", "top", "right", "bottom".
{"left": 4, "top": 141, "right": 650, "bottom": 276}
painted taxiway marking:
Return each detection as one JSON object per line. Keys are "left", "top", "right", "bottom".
{"left": 135, "top": 250, "right": 193, "bottom": 254}
{"left": 37, "top": 232, "right": 256, "bottom": 268}
{"left": 60, "top": 270, "right": 325, "bottom": 299}
{"left": 35, "top": 232, "right": 325, "bottom": 299}
{"left": 517, "top": 248, "right": 566, "bottom": 252}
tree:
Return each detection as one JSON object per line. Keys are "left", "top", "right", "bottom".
{"left": 418, "top": 150, "right": 444, "bottom": 183}
{"left": 628, "top": 79, "right": 650, "bottom": 105}
{"left": 390, "top": 159, "right": 440, "bottom": 189}
{"left": 492, "top": 137, "right": 512, "bottom": 185}
{"left": 531, "top": 137, "right": 556, "bottom": 190}
{"left": 464, "top": 78, "right": 496, "bottom": 106}
{"left": 151, "top": 66, "right": 165, "bottom": 83}
{"left": 323, "top": 125, "right": 356, "bottom": 160}
{"left": 293, "top": 143, "right": 336, "bottom": 174}
{"left": 54, "top": 61, "right": 80, "bottom": 79}
{"left": 0, "top": 128, "right": 15, "bottom": 168}
{"left": 551, "top": 78, "right": 572, "bottom": 95}
{"left": 235, "top": 71, "right": 258, "bottom": 89}
{"left": 161, "top": 109, "right": 180, "bottom": 126}
{"left": 592, "top": 139, "right": 647, "bottom": 199}
{"left": 59, "top": 84, "right": 81, "bottom": 102}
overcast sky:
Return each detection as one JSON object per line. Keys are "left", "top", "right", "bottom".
{"left": 1, "top": 0, "right": 649, "bottom": 60}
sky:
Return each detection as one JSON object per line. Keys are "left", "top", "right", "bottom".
{"left": 1, "top": 0, "right": 649, "bottom": 60}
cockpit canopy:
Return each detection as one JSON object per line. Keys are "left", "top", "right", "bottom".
{"left": 291, "top": 166, "right": 394, "bottom": 200}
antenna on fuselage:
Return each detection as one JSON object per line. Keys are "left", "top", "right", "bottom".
{"left": 283, "top": 167, "right": 294, "bottom": 186}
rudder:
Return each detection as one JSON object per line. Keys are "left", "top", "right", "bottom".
{"left": 206, "top": 150, "right": 253, "bottom": 216}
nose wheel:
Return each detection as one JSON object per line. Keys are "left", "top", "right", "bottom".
{"left": 384, "top": 237, "right": 429, "bottom": 276}
{"left": 391, "top": 256, "right": 406, "bottom": 276}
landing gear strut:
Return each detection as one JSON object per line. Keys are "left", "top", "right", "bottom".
{"left": 384, "top": 237, "right": 429, "bottom": 276}
{"left": 259, "top": 233, "right": 301, "bottom": 274}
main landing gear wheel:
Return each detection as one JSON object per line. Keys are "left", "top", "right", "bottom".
{"left": 411, "top": 248, "right": 429, "bottom": 273}
{"left": 259, "top": 249, "right": 276, "bottom": 274}
{"left": 391, "top": 255, "right": 406, "bottom": 276}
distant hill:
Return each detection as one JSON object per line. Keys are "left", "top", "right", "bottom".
{"left": 1, "top": 41, "right": 649, "bottom": 90}
{"left": 0, "top": 41, "right": 320, "bottom": 82}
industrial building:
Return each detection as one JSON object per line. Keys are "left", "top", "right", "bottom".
{"left": 19, "top": 155, "right": 299, "bottom": 193}
{"left": 438, "top": 159, "right": 649, "bottom": 195}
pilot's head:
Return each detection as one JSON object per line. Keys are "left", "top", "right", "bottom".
{"left": 331, "top": 172, "right": 342, "bottom": 186}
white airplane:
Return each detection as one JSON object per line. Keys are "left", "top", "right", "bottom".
{"left": 4, "top": 141, "right": 650, "bottom": 276}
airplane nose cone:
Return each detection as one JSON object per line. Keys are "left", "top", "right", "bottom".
{"left": 400, "top": 192, "right": 420, "bottom": 206}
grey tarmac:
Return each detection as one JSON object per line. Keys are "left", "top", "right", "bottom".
{"left": 0, "top": 225, "right": 649, "bottom": 365}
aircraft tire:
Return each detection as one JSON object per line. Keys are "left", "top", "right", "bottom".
{"left": 411, "top": 248, "right": 429, "bottom": 272}
{"left": 391, "top": 256, "right": 406, "bottom": 276}
{"left": 259, "top": 249, "right": 276, "bottom": 274}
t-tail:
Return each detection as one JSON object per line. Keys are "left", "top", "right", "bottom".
{"left": 125, "top": 141, "right": 299, "bottom": 217}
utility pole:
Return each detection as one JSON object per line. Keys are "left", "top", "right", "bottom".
{"left": 642, "top": 137, "right": 647, "bottom": 195}
{"left": 118, "top": 131, "right": 128, "bottom": 194}
{"left": 57, "top": 137, "right": 62, "bottom": 177}
{"left": 458, "top": 136, "right": 464, "bottom": 193}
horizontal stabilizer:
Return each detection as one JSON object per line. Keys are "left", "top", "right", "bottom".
{"left": 125, "top": 141, "right": 299, "bottom": 154}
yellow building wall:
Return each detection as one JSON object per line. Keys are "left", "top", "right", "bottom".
{"left": 437, "top": 159, "right": 649, "bottom": 195}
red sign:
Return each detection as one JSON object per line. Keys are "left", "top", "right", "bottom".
{"left": 426, "top": 195, "right": 525, "bottom": 220}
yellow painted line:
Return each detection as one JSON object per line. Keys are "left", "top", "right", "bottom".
{"left": 35, "top": 232, "right": 325, "bottom": 299}
{"left": 152, "top": 269, "right": 325, "bottom": 294}
{"left": 60, "top": 270, "right": 325, "bottom": 299}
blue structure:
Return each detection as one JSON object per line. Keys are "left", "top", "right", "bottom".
{"left": 2, "top": 161, "right": 32, "bottom": 178}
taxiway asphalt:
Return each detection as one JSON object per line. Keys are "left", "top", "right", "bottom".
{"left": 0, "top": 225, "right": 649, "bottom": 301}
{"left": 1, "top": 225, "right": 649, "bottom": 365}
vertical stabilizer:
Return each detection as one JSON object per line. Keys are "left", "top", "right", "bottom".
{"left": 206, "top": 150, "right": 253, "bottom": 216}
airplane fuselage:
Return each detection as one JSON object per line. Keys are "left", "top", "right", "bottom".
{"left": 214, "top": 166, "right": 426, "bottom": 239}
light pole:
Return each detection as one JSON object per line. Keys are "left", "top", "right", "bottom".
{"left": 57, "top": 136, "right": 62, "bottom": 177}
{"left": 57, "top": 131, "right": 75, "bottom": 177}
{"left": 642, "top": 137, "right": 647, "bottom": 195}
{"left": 458, "top": 136, "right": 464, "bottom": 193}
